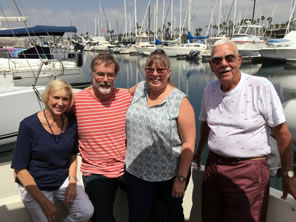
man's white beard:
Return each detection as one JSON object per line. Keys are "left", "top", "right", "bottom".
{"left": 98, "top": 86, "right": 112, "bottom": 95}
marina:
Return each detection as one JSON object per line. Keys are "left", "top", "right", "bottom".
{"left": 1, "top": 0, "right": 296, "bottom": 221}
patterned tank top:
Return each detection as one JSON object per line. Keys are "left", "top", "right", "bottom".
{"left": 125, "top": 81, "right": 186, "bottom": 182}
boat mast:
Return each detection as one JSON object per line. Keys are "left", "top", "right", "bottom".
{"left": 162, "top": 0, "right": 165, "bottom": 41}
{"left": 124, "top": 0, "right": 128, "bottom": 40}
{"left": 98, "top": 0, "right": 102, "bottom": 36}
{"left": 218, "top": 0, "right": 222, "bottom": 36}
{"left": 155, "top": 0, "right": 158, "bottom": 41}
{"left": 179, "top": 0, "right": 182, "bottom": 43}
{"left": 251, "top": 0, "right": 256, "bottom": 23}
{"left": 188, "top": 0, "right": 192, "bottom": 32}
{"left": 233, "top": 0, "right": 237, "bottom": 35}
{"left": 95, "top": 17, "right": 97, "bottom": 36}
{"left": 134, "top": 0, "right": 137, "bottom": 37}
{"left": 171, "top": 0, "right": 174, "bottom": 39}
{"left": 286, "top": 0, "right": 296, "bottom": 34}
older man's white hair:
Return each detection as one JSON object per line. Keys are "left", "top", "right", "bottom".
{"left": 211, "top": 39, "right": 239, "bottom": 58}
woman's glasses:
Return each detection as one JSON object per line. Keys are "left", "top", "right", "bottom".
{"left": 145, "top": 67, "right": 168, "bottom": 74}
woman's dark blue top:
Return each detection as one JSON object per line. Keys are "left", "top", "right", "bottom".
{"left": 11, "top": 112, "right": 78, "bottom": 191}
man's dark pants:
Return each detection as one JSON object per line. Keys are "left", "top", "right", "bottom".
{"left": 83, "top": 174, "right": 124, "bottom": 222}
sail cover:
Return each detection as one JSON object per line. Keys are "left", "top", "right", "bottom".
{"left": 0, "top": 25, "right": 77, "bottom": 37}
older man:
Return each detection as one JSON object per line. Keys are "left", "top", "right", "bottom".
{"left": 74, "top": 54, "right": 132, "bottom": 222}
{"left": 194, "top": 39, "right": 296, "bottom": 222}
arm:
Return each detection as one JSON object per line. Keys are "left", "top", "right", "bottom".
{"left": 172, "top": 97, "right": 196, "bottom": 198}
{"left": 64, "top": 155, "right": 78, "bottom": 207}
{"left": 272, "top": 122, "right": 296, "bottom": 200}
{"left": 15, "top": 169, "right": 57, "bottom": 222}
{"left": 193, "top": 121, "right": 210, "bottom": 168}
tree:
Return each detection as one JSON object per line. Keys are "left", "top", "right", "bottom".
{"left": 267, "top": 17, "right": 272, "bottom": 26}
{"left": 261, "top": 15, "right": 265, "bottom": 25}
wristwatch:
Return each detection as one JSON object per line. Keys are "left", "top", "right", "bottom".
{"left": 282, "top": 170, "right": 295, "bottom": 178}
{"left": 177, "top": 176, "right": 187, "bottom": 183}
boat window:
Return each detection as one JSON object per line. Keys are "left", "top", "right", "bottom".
{"left": 240, "top": 27, "right": 247, "bottom": 34}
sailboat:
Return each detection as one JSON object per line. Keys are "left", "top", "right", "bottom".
{"left": 0, "top": 16, "right": 88, "bottom": 145}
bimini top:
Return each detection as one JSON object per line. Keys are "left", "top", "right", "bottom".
{"left": 0, "top": 25, "right": 77, "bottom": 37}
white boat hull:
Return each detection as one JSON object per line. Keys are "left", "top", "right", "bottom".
{"left": 260, "top": 47, "right": 296, "bottom": 61}
{"left": 0, "top": 86, "right": 45, "bottom": 145}
{"left": 0, "top": 58, "right": 89, "bottom": 87}
{"left": 163, "top": 44, "right": 206, "bottom": 57}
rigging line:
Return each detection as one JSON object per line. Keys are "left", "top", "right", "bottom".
{"left": 12, "top": 0, "right": 44, "bottom": 58}
{"left": 12, "top": 0, "right": 49, "bottom": 59}
{"left": 12, "top": 0, "right": 58, "bottom": 85}
{"left": 99, "top": 1, "right": 110, "bottom": 34}
{"left": 163, "top": 0, "right": 172, "bottom": 30}
{"left": 33, "top": 0, "right": 48, "bottom": 25}
{"left": 32, "top": 84, "right": 43, "bottom": 111}
{"left": 0, "top": 5, "right": 38, "bottom": 79}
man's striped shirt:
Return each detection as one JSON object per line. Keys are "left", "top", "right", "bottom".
{"left": 74, "top": 87, "right": 131, "bottom": 178}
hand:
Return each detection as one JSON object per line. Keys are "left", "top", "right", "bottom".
{"left": 171, "top": 178, "right": 186, "bottom": 198}
{"left": 40, "top": 199, "right": 58, "bottom": 222}
{"left": 64, "top": 183, "right": 77, "bottom": 207}
{"left": 281, "top": 177, "right": 296, "bottom": 200}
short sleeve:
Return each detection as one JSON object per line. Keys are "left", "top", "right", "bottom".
{"left": 11, "top": 120, "right": 33, "bottom": 169}
{"left": 259, "top": 80, "right": 286, "bottom": 127}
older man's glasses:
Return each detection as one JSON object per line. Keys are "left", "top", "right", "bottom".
{"left": 211, "top": 54, "right": 237, "bottom": 65}
{"left": 145, "top": 67, "right": 168, "bottom": 74}
{"left": 95, "top": 72, "right": 115, "bottom": 80}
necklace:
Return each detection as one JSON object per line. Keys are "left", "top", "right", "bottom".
{"left": 43, "top": 110, "right": 64, "bottom": 144}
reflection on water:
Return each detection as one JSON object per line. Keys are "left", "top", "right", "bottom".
{"left": 256, "top": 64, "right": 296, "bottom": 103}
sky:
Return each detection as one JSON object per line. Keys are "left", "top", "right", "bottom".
{"left": 0, "top": 0, "right": 294, "bottom": 36}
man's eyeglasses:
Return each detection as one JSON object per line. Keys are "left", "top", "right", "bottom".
{"left": 145, "top": 67, "right": 168, "bottom": 74}
{"left": 94, "top": 72, "right": 115, "bottom": 80}
{"left": 211, "top": 54, "right": 237, "bottom": 65}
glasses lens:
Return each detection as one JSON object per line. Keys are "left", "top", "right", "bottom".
{"left": 96, "top": 72, "right": 115, "bottom": 79}
{"left": 212, "top": 54, "right": 236, "bottom": 65}
{"left": 211, "top": 57, "right": 222, "bottom": 65}
{"left": 225, "top": 55, "right": 236, "bottom": 63}
{"left": 145, "top": 68, "right": 167, "bottom": 74}
{"left": 145, "top": 68, "right": 154, "bottom": 73}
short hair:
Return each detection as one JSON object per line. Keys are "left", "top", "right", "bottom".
{"left": 211, "top": 38, "right": 239, "bottom": 58}
{"left": 145, "top": 49, "right": 170, "bottom": 68}
{"left": 42, "top": 79, "right": 74, "bottom": 112}
{"left": 90, "top": 54, "right": 120, "bottom": 75}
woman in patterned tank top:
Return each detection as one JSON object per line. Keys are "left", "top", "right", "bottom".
{"left": 125, "top": 49, "right": 196, "bottom": 222}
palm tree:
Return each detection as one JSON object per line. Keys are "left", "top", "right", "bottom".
{"left": 194, "top": 28, "right": 203, "bottom": 36}
{"left": 261, "top": 15, "right": 265, "bottom": 25}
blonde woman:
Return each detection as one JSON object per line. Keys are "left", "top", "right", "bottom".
{"left": 11, "top": 79, "right": 93, "bottom": 222}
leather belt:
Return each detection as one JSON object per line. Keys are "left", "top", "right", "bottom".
{"left": 210, "top": 151, "right": 267, "bottom": 162}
